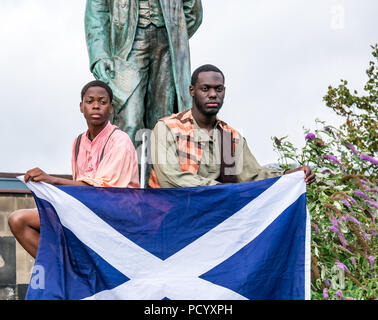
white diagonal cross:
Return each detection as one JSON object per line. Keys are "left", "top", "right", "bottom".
{"left": 22, "top": 172, "right": 306, "bottom": 300}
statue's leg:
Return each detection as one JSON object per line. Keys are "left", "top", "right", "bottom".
{"left": 145, "top": 26, "right": 176, "bottom": 130}
{"left": 137, "top": 26, "right": 176, "bottom": 188}
{"left": 113, "top": 81, "right": 147, "bottom": 147}
{"left": 112, "top": 27, "right": 150, "bottom": 147}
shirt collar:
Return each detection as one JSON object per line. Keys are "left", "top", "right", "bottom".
{"left": 191, "top": 110, "right": 222, "bottom": 142}
{"left": 84, "top": 121, "right": 113, "bottom": 144}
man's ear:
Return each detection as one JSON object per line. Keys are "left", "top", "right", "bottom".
{"left": 189, "top": 85, "right": 194, "bottom": 97}
{"left": 110, "top": 103, "right": 114, "bottom": 114}
{"left": 80, "top": 102, "right": 84, "bottom": 114}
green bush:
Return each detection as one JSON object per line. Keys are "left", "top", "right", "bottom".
{"left": 273, "top": 44, "right": 377, "bottom": 300}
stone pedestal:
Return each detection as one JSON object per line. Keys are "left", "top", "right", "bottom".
{"left": 0, "top": 194, "right": 36, "bottom": 300}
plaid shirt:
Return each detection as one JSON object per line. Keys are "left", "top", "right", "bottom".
{"left": 149, "top": 109, "right": 240, "bottom": 188}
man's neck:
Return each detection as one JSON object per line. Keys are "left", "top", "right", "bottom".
{"left": 191, "top": 107, "right": 217, "bottom": 131}
{"left": 87, "top": 122, "right": 108, "bottom": 141}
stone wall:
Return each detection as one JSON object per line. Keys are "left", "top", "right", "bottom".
{"left": 0, "top": 193, "right": 36, "bottom": 300}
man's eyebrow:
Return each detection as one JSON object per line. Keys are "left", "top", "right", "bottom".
{"left": 199, "top": 83, "right": 224, "bottom": 86}
{"left": 199, "top": 84, "right": 224, "bottom": 88}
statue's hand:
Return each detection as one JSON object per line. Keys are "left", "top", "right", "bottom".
{"left": 93, "top": 58, "right": 115, "bottom": 83}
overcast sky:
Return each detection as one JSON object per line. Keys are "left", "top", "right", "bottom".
{"left": 0, "top": 0, "right": 377, "bottom": 174}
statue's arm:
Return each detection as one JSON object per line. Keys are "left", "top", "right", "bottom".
{"left": 182, "top": 0, "right": 203, "bottom": 38}
{"left": 85, "top": 0, "right": 112, "bottom": 72}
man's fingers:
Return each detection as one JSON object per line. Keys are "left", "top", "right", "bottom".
{"left": 108, "top": 59, "right": 115, "bottom": 72}
{"left": 24, "top": 168, "right": 44, "bottom": 182}
{"left": 302, "top": 166, "right": 311, "bottom": 176}
{"left": 93, "top": 61, "right": 110, "bottom": 83}
{"left": 106, "top": 60, "right": 115, "bottom": 79}
{"left": 305, "top": 172, "right": 316, "bottom": 185}
{"left": 24, "top": 168, "right": 37, "bottom": 182}
{"left": 299, "top": 166, "right": 316, "bottom": 185}
{"left": 29, "top": 173, "right": 42, "bottom": 182}
{"left": 98, "top": 64, "right": 108, "bottom": 79}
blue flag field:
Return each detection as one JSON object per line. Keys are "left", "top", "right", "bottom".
{"left": 20, "top": 171, "right": 310, "bottom": 300}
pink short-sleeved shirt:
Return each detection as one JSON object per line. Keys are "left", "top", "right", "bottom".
{"left": 71, "top": 121, "right": 140, "bottom": 188}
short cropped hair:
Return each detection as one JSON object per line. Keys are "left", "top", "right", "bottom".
{"left": 81, "top": 80, "right": 113, "bottom": 102}
{"left": 191, "top": 64, "right": 225, "bottom": 86}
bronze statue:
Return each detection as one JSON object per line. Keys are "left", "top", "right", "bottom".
{"left": 84, "top": 0, "right": 203, "bottom": 146}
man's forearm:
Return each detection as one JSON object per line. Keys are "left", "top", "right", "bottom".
{"left": 284, "top": 167, "right": 304, "bottom": 174}
{"left": 153, "top": 163, "right": 220, "bottom": 188}
{"left": 50, "top": 176, "right": 90, "bottom": 187}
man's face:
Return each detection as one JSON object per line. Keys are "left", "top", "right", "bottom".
{"left": 190, "top": 71, "right": 226, "bottom": 116}
{"left": 80, "top": 86, "right": 113, "bottom": 127}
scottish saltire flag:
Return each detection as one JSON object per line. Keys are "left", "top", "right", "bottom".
{"left": 20, "top": 171, "right": 310, "bottom": 300}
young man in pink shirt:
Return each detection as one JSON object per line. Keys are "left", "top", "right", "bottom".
{"left": 8, "top": 80, "right": 140, "bottom": 258}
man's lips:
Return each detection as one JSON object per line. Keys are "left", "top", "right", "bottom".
{"left": 205, "top": 102, "right": 219, "bottom": 107}
{"left": 90, "top": 114, "right": 102, "bottom": 119}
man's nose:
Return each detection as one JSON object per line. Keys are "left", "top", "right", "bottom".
{"left": 208, "top": 88, "right": 217, "bottom": 98}
{"left": 92, "top": 101, "right": 101, "bottom": 108}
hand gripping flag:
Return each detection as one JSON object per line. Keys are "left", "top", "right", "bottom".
{"left": 20, "top": 171, "right": 310, "bottom": 300}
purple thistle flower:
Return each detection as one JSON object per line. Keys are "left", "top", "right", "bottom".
{"left": 324, "top": 127, "right": 331, "bottom": 132}
{"left": 335, "top": 261, "right": 350, "bottom": 273}
{"left": 342, "top": 199, "right": 351, "bottom": 207}
{"left": 354, "top": 190, "right": 370, "bottom": 200}
{"left": 323, "top": 288, "right": 329, "bottom": 299}
{"left": 368, "top": 256, "right": 374, "bottom": 268}
{"left": 365, "top": 200, "right": 378, "bottom": 209}
{"left": 364, "top": 233, "right": 372, "bottom": 242}
{"left": 338, "top": 233, "right": 348, "bottom": 248}
{"left": 368, "top": 229, "right": 377, "bottom": 238}
{"left": 330, "top": 226, "right": 339, "bottom": 234}
{"left": 325, "top": 279, "right": 331, "bottom": 287}
{"left": 312, "top": 224, "right": 320, "bottom": 233}
{"left": 335, "top": 290, "right": 343, "bottom": 298}
{"left": 330, "top": 225, "right": 348, "bottom": 246}
{"left": 345, "top": 143, "right": 359, "bottom": 156}
{"left": 350, "top": 257, "right": 357, "bottom": 268}
{"left": 323, "top": 154, "right": 346, "bottom": 169}
{"left": 370, "top": 212, "right": 376, "bottom": 225}
{"left": 305, "top": 133, "right": 316, "bottom": 140}
{"left": 331, "top": 218, "right": 339, "bottom": 227}
{"left": 347, "top": 195, "right": 357, "bottom": 204}
{"left": 345, "top": 215, "right": 361, "bottom": 226}
{"left": 360, "top": 154, "right": 378, "bottom": 165}
{"left": 324, "top": 154, "right": 341, "bottom": 165}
